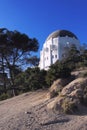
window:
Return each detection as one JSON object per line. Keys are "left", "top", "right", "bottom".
{"left": 51, "top": 45, "right": 57, "bottom": 51}
{"left": 52, "top": 55, "right": 54, "bottom": 58}
{"left": 55, "top": 55, "right": 57, "bottom": 58}
{"left": 45, "top": 47, "right": 49, "bottom": 52}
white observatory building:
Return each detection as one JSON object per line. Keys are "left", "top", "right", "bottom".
{"left": 39, "top": 30, "right": 80, "bottom": 70}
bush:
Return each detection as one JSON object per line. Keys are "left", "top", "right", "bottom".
{"left": 83, "top": 72, "right": 87, "bottom": 77}
{"left": 62, "top": 100, "right": 78, "bottom": 114}
{"left": 83, "top": 94, "right": 87, "bottom": 105}
{"left": 0, "top": 93, "right": 11, "bottom": 101}
{"left": 46, "top": 61, "right": 71, "bottom": 86}
{"left": 80, "top": 87, "right": 87, "bottom": 106}
{"left": 15, "top": 67, "right": 48, "bottom": 92}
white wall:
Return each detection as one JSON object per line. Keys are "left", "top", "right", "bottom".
{"left": 39, "top": 36, "right": 80, "bottom": 70}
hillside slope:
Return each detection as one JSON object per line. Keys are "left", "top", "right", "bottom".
{"left": 0, "top": 89, "right": 87, "bottom": 130}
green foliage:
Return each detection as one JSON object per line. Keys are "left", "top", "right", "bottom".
{"left": 15, "top": 67, "right": 47, "bottom": 92}
{"left": 62, "top": 44, "right": 81, "bottom": 70}
{"left": 0, "top": 93, "right": 11, "bottom": 101}
{"left": 26, "top": 56, "right": 39, "bottom": 67}
{"left": 46, "top": 61, "right": 71, "bottom": 86}
{"left": 0, "top": 28, "right": 39, "bottom": 96}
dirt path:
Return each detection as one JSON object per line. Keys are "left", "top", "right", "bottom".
{"left": 0, "top": 90, "right": 87, "bottom": 130}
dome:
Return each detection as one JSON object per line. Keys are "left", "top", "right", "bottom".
{"left": 46, "top": 30, "right": 78, "bottom": 41}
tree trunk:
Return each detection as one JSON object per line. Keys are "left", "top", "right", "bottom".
{"left": 1, "top": 57, "right": 7, "bottom": 93}
{"left": 9, "top": 67, "right": 16, "bottom": 96}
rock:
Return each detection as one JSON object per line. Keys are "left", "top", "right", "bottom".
{"left": 25, "top": 111, "right": 31, "bottom": 114}
{"left": 61, "top": 78, "right": 87, "bottom": 96}
{"left": 47, "top": 77, "right": 87, "bottom": 113}
{"left": 47, "top": 77, "right": 74, "bottom": 99}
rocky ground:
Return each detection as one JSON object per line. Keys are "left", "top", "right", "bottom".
{"left": 0, "top": 89, "right": 87, "bottom": 130}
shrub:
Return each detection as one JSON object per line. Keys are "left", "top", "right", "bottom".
{"left": 83, "top": 72, "right": 87, "bottom": 77}
{"left": 62, "top": 100, "right": 78, "bottom": 114}
{"left": 0, "top": 93, "right": 11, "bottom": 101}
{"left": 46, "top": 61, "right": 71, "bottom": 86}
{"left": 80, "top": 87, "right": 87, "bottom": 106}
{"left": 15, "top": 67, "right": 48, "bottom": 92}
{"left": 48, "top": 90, "right": 59, "bottom": 99}
{"left": 83, "top": 94, "right": 87, "bottom": 105}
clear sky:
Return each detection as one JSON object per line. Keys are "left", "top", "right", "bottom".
{"left": 0, "top": 0, "right": 87, "bottom": 57}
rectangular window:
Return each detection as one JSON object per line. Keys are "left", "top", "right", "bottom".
{"left": 55, "top": 55, "right": 57, "bottom": 58}
{"left": 52, "top": 55, "right": 54, "bottom": 58}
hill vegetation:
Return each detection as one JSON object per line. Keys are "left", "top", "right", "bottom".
{"left": 0, "top": 28, "right": 87, "bottom": 103}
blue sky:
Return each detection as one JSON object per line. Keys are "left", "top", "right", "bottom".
{"left": 0, "top": 0, "right": 87, "bottom": 57}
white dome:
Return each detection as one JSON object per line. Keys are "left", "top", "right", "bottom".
{"left": 46, "top": 30, "right": 78, "bottom": 41}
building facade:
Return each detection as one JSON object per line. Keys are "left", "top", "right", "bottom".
{"left": 39, "top": 30, "right": 80, "bottom": 70}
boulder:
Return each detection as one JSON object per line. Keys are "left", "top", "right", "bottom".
{"left": 47, "top": 77, "right": 87, "bottom": 114}
{"left": 47, "top": 77, "right": 74, "bottom": 99}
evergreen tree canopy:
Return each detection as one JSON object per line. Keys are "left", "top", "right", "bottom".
{"left": 0, "top": 28, "right": 39, "bottom": 96}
